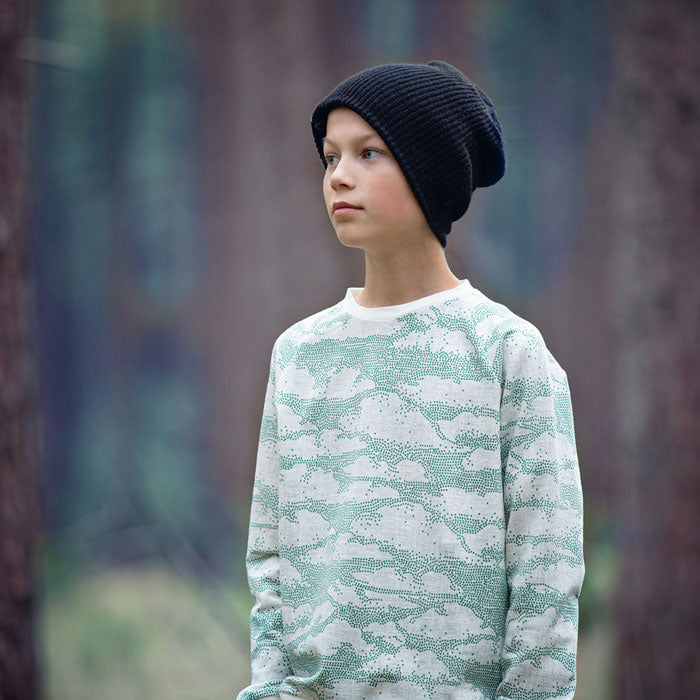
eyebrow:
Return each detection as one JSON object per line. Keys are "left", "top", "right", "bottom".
{"left": 322, "top": 133, "right": 381, "bottom": 147}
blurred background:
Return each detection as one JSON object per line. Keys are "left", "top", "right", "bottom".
{"left": 2, "top": 0, "right": 699, "bottom": 698}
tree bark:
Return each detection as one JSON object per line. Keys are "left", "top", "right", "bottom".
{"left": 608, "top": 0, "right": 700, "bottom": 695}
{"left": 0, "top": 1, "right": 41, "bottom": 699}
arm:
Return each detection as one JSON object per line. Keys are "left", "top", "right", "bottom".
{"left": 495, "top": 326, "right": 585, "bottom": 700}
{"left": 237, "top": 339, "right": 291, "bottom": 700}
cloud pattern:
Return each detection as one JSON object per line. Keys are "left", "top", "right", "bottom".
{"left": 239, "top": 285, "right": 584, "bottom": 700}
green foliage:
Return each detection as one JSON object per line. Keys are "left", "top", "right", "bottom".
{"left": 39, "top": 564, "right": 251, "bottom": 700}
{"left": 574, "top": 504, "right": 618, "bottom": 700}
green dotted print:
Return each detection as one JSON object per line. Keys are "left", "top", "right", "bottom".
{"left": 238, "top": 282, "right": 584, "bottom": 700}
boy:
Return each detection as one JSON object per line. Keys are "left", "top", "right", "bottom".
{"left": 237, "top": 61, "right": 585, "bottom": 700}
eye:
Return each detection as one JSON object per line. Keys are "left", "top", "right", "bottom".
{"left": 324, "top": 148, "right": 381, "bottom": 166}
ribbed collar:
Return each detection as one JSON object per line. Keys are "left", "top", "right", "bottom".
{"left": 340, "top": 278, "right": 473, "bottom": 320}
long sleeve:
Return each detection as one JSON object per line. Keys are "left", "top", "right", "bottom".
{"left": 237, "top": 339, "right": 292, "bottom": 700}
{"left": 495, "top": 326, "right": 585, "bottom": 700}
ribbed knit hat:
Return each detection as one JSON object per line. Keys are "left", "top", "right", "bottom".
{"left": 310, "top": 60, "right": 506, "bottom": 247}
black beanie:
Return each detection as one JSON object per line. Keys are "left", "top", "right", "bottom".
{"left": 310, "top": 60, "right": 506, "bottom": 248}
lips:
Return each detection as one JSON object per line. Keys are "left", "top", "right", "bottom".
{"left": 333, "top": 201, "right": 362, "bottom": 212}
{"left": 333, "top": 202, "right": 362, "bottom": 218}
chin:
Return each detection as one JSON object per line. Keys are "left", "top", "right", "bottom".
{"left": 334, "top": 227, "right": 374, "bottom": 250}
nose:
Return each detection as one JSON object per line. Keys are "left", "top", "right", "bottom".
{"left": 328, "top": 154, "right": 355, "bottom": 189}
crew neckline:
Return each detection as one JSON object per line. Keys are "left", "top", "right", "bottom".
{"left": 340, "top": 278, "right": 473, "bottom": 320}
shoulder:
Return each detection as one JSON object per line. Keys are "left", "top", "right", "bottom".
{"left": 270, "top": 297, "right": 346, "bottom": 364}
{"left": 465, "top": 284, "right": 565, "bottom": 385}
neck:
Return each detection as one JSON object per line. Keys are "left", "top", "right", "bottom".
{"left": 356, "top": 237, "right": 461, "bottom": 308}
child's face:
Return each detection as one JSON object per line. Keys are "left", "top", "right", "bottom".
{"left": 322, "top": 107, "right": 431, "bottom": 251}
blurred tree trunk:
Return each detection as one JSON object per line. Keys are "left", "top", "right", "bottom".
{"left": 608, "top": 0, "right": 700, "bottom": 695}
{"left": 0, "top": 2, "right": 41, "bottom": 699}
{"left": 187, "top": 0, "right": 320, "bottom": 503}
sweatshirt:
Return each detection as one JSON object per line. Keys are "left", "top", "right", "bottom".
{"left": 237, "top": 277, "right": 585, "bottom": 700}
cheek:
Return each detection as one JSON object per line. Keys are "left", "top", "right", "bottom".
{"left": 377, "top": 174, "right": 420, "bottom": 216}
{"left": 322, "top": 176, "right": 333, "bottom": 204}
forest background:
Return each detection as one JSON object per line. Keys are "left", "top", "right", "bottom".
{"left": 1, "top": 0, "right": 698, "bottom": 698}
